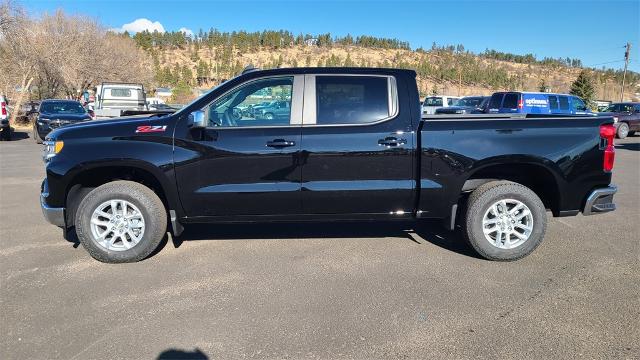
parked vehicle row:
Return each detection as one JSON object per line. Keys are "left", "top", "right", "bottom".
{"left": 33, "top": 99, "right": 92, "bottom": 144}
{"left": 39, "top": 67, "right": 617, "bottom": 264}
{"left": 601, "top": 102, "right": 640, "bottom": 139}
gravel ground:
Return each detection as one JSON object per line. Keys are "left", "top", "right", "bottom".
{"left": 1, "top": 131, "right": 638, "bottom": 359}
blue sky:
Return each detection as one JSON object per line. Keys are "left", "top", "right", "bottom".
{"left": 22, "top": 0, "right": 640, "bottom": 71}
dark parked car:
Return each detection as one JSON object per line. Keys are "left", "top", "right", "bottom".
{"left": 600, "top": 102, "right": 640, "bottom": 139}
{"left": 39, "top": 67, "right": 617, "bottom": 263}
{"left": 33, "top": 99, "right": 92, "bottom": 143}
{"left": 254, "top": 100, "right": 291, "bottom": 121}
{"left": 435, "top": 96, "right": 489, "bottom": 114}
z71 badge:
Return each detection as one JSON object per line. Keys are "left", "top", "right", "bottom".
{"left": 135, "top": 125, "right": 167, "bottom": 133}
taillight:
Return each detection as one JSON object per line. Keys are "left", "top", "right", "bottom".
{"left": 517, "top": 98, "right": 523, "bottom": 109}
{"left": 1, "top": 102, "right": 6, "bottom": 116}
{"left": 600, "top": 124, "right": 615, "bottom": 172}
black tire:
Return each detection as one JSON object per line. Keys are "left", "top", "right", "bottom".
{"left": 616, "top": 122, "right": 629, "bottom": 139}
{"left": 462, "top": 181, "right": 547, "bottom": 261}
{"left": 628, "top": 131, "right": 636, "bottom": 137}
{"left": 33, "top": 125, "right": 43, "bottom": 144}
{"left": 75, "top": 181, "right": 167, "bottom": 263}
{"left": 1, "top": 127, "right": 11, "bottom": 141}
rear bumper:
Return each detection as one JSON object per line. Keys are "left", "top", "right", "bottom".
{"left": 41, "top": 179, "right": 66, "bottom": 227}
{"left": 583, "top": 185, "right": 617, "bottom": 216}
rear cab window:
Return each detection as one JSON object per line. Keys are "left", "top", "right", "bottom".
{"left": 110, "top": 89, "right": 132, "bottom": 97}
{"left": 315, "top": 75, "right": 394, "bottom": 125}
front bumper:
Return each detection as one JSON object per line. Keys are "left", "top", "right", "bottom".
{"left": 583, "top": 185, "right": 617, "bottom": 215}
{"left": 41, "top": 180, "right": 65, "bottom": 227}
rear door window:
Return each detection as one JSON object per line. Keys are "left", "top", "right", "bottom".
{"left": 548, "top": 96, "right": 558, "bottom": 110}
{"left": 447, "top": 98, "right": 457, "bottom": 106}
{"left": 316, "top": 76, "right": 392, "bottom": 125}
{"left": 559, "top": 96, "right": 569, "bottom": 110}
{"left": 502, "top": 93, "right": 519, "bottom": 109}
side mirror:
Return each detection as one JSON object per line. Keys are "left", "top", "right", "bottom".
{"left": 188, "top": 110, "right": 206, "bottom": 128}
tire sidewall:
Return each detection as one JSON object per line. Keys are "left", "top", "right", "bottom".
{"left": 75, "top": 182, "right": 166, "bottom": 263}
{"left": 466, "top": 184, "right": 547, "bottom": 261}
{"left": 617, "top": 122, "right": 629, "bottom": 139}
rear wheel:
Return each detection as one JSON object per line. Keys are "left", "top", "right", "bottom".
{"left": 616, "top": 122, "right": 629, "bottom": 139}
{"left": 462, "top": 181, "right": 547, "bottom": 261}
{"left": 75, "top": 181, "right": 167, "bottom": 263}
{"left": 264, "top": 112, "right": 274, "bottom": 120}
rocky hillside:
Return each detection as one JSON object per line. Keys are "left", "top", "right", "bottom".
{"left": 136, "top": 30, "right": 638, "bottom": 101}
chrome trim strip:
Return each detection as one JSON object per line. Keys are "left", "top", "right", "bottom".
{"left": 583, "top": 185, "right": 617, "bottom": 216}
{"left": 290, "top": 75, "right": 304, "bottom": 125}
{"left": 303, "top": 74, "right": 316, "bottom": 125}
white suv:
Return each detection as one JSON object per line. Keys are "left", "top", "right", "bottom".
{"left": 422, "top": 95, "right": 460, "bottom": 115}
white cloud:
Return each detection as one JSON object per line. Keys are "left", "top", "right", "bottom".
{"left": 115, "top": 18, "right": 165, "bottom": 34}
{"left": 179, "top": 27, "right": 194, "bottom": 38}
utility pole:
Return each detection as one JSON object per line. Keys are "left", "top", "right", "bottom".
{"left": 620, "top": 42, "right": 631, "bottom": 102}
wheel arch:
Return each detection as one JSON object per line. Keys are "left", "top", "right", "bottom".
{"left": 63, "top": 160, "right": 181, "bottom": 227}
{"left": 461, "top": 158, "right": 563, "bottom": 216}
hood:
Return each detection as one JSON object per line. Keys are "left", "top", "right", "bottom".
{"left": 46, "top": 115, "right": 168, "bottom": 141}
{"left": 40, "top": 112, "right": 91, "bottom": 121}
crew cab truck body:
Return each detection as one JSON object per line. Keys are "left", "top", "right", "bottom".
{"left": 40, "top": 67, "right": 617, "bottom": 263}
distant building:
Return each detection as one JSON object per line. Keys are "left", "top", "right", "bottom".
{"left": 155, "top": 87, "right": 172, "bottom": 98}
{"left": 304, "top": 38, "right": 318, "bottom": 46}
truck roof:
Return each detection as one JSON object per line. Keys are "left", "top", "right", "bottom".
{"left": 239, "top": 67, "right": 417, "bottom": 77}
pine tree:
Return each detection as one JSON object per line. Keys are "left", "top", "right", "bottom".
{"left": 538, "top": 79, "right": 549, "bottom": 92}
{"left": 570, "top": 70, "right": 596, "bottom": 109}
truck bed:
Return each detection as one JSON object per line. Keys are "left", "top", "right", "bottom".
{"left": 416, "top": 114, "right": 614, "bottom": 219}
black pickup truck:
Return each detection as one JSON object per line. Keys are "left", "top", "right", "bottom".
{"left": 40, "top": 67, "right": 617, "bottom": 263}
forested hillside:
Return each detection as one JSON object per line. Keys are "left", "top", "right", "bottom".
{"left": 129, "top": 29, "right": 639, "bottom": 102}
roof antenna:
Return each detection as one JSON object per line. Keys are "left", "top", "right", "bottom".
{"left": 242, "top": 64, "right": 259, "bottom": 75}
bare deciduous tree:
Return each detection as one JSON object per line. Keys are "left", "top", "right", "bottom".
{"left": 1, "top": 2, "right": 153, "bottom": 125}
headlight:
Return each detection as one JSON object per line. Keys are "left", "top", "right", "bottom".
{"left": 38, "top": 117, "right": 50, "bottom": 125}
{"left": 613, "top": 117, "right": 618, "bottom": 123}
{"left": 43, "top": 140, "right": 64, "bottom": 162}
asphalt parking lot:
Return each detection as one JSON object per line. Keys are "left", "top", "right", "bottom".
{"left": 1, "top": 131, "right": 638, "bottom": 359}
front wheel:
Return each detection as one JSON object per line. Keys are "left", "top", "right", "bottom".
{"left": 75, "top": 181, "right": 167, "bottom": 263}
{"left": 462, "top": 181, "right": 547, "bottom": 261}
{"left": 616, "top": 122, "right": 629, "bottom": 139}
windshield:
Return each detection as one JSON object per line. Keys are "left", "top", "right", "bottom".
{"left": 40, "top": 102, "right": 86, "bottom": 114}
{"left": 454, "top": 97, "right": 484, "bottom": 107}
{"left": 423, "top": 97, "right": 443, "bottom": 106}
